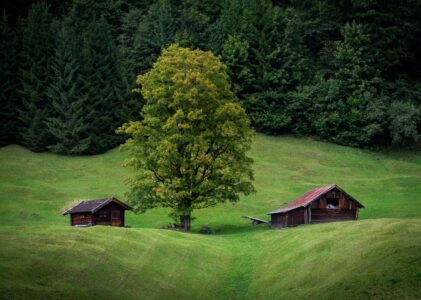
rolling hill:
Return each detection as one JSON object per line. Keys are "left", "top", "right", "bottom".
{"left": 1, "top": 134, "right": 420, "bottom": 299}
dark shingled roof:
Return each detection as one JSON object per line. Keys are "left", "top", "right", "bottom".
{"left": 63, "top": 197, "right": 132, "bottom": 215}
{"left": 267, "top": 184, "right": 364, "bottom": 215}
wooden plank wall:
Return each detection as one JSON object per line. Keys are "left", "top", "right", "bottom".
{"left": 94, "top": 203, "right": 125, "bottom": 227}
{"left": 311, "top": 209, "right": 357, "bottom": 223}
{"left": 271, "top": 188, "right": 360, "bottom": 228}
{"left": 71, "top": 213, "right": 93, "bottom": 226}
{"left": 271, "top": 208, "right": 305, "bottom": 228}
{"left": 311, "top": 189, "right": 357, "bottom": 210}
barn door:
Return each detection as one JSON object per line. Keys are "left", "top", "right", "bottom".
{"left": 111, "top": 210, "right": 121, "bottom": 226}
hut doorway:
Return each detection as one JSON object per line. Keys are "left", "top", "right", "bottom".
{"left": 111, "top": 210, "right": 122, "bottom": 226}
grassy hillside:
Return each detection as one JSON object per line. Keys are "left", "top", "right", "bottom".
{"left": 1, "top": 134, "right": 420, "bottom": 299}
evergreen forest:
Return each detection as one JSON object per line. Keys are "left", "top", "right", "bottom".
{"left": 1, "top": 0, "right": 420, "bottom": 154}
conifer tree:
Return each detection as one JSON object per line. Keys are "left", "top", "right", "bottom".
{"left": 18, "top": 2, "right": 56, "bottom": 151}
{"left": 222, "top": 3, "right": 313, "bottom": 133}
{"left": 313, "top": 22, "right": 382, "bottom": 146}
{"left": 133, "top": 0, "right": 177, "bottom": 74}
{"left": 0, "top": 16, "right": 19, "bottom": 146}
{"left": 221, "top": 0, "right": 279, "bottom": 99}
{"left": 81, "top": 18, "right": 130, "bottom": 154}
{"left": 250, "top": 8, "right": 313, "bottom": 133}
{"left": 46, "top": 23, "right": 91, "bottom": 155}
{"left": 119, "top": 8, "right": 144, "bottom": 80}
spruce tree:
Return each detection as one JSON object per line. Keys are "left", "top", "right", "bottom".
{"left": 221, "top": 0, "right": 279, "bottom": 99}
{"left": 18, "top": 2, "right": 56, "bottom": 152}
{"left": 46, "top": 23, "right": 91, "bottom": 155}
{"left": 81, "top": 18, "right": 130, "bottom": 154}
{"left": 222, "top": 3, "right": 313, "bottom": 133}
{"left": 119, "top": 8, "right": 144, "bottom": 81}
{"left": 133, "top": 0, "right": 177, "bottom": 75}
{"left": 0, "top": 16, "right": 19, "bottom": 146}
{"left": 313, "top": 22, "right": 382, "bottom": 146}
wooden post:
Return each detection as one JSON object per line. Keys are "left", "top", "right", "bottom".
{"left": 308, "top": 204, "right": 311, "bottom": 224}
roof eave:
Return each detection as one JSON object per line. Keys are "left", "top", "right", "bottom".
{"left": 332, "top": 186, "right": 365, "bottom": 208}
{"left": 91, "top": 197, "right": 133, "bottom": 213}
{"left": 62, "top": 201, "right": 84, "bottom": 215}
{"left": 267, "top": 205, "right": 305, "bottom": 215}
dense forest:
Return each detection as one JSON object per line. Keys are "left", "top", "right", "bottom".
{"left": 1, "top": 0, "right": 420, "bottom": 154}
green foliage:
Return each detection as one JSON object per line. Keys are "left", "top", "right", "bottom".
{"left": 133, "top": 0, "right": 177, "bottom": 75}
{"left": 118, "top": 8, "right": 144, "bottom": 80}
{"left": 81, "top": 18, "right": 131, "bottom": 154}
{"left": 174, "top": 0, "right": 212, "bottom": 49}
{"left": 311, "top": 22, "right": 382, "bottom": 146}
{"left": 0, "top": 16, "right": 19, "bottom": 146}
{"left": 45, "top": 23, "right": 91, "bottom": 155}
{"left": 119, "top": 45, "right": 255, "bottom": 230}
{"left": 127, "top": 0, "right": 222, "bottom": 76}
{"left": 221, "top": 3, "right": 313, "bottom": 133}
{"left": 222, "top": 35, "right": 252, "bottom": 95}
{"left": 388, "top": 101, "right": 420, "bottom": 145}
{"left": 3, "top": 0, "right": 421, "bottom": 152}
{"left": 18, "top": 2, "right": 56, "bottom": 152}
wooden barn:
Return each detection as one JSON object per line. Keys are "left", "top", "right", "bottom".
{"left": 63, "top": 197, "right": 132, "bottom": 227}
{"left": 268, "top": 184, "right": 364, "bottom": 229}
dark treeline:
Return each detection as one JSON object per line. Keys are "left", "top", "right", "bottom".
{"left": 1, "top": 0, "right": 420, "bottom": 154}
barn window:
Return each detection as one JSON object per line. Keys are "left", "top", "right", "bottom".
{"left": 326, "top": 198, "right": 339, "bottom": 208}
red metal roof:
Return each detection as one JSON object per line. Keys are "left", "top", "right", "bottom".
{"left": 62, "top": 197, "right": 132, "bottom": 215}
{"left": 267, "top": 184, "right": 363, "bottom": 215}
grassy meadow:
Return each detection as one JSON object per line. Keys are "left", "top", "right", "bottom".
{"left": 1, "top": 134, "right": 421, "bottom": 299}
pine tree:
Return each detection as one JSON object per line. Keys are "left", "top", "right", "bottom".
{"left": 222, "top": 4, "right": 313, "bottom": 133}
{"left": 119, "top": 8, "right": 144, "bottom": 81}
{"left": 45, "top": 23, "right": 91, "bottom": 155}
{"left": 133, "top": 0, "right": 177, "bottom": 75}
{"left": 221, "top": 0, "right": 279, "bottom": 98}
{"left": 313, "top": 22, "right": 382, "bottom": 146}
{"left": 0, "top": 16, "right": 19, "bottom": 146}
{"left": 18, "top": 2, "right": 56, "bottom": 152}
{"left": 81, "top": 18, "right": 130, "bottom": 154}
{"left": 221, "top": 35, "right": 253, "bottom": 96}
{"left": 261, "top": 8, "right": 313, "bottom": 134}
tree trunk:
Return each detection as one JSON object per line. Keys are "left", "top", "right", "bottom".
{"left": 180, "top": 214, "right": 191, "bottom": 231}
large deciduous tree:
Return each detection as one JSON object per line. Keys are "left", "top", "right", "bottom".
{"left": 119, "top": 44, "right": 255, "bottom": 231}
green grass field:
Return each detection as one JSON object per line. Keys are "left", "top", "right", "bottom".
{"left": 1, "top": 134, "right": 420, "bottom": 299}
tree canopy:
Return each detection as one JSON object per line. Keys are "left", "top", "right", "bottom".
{"left": 119, "top": 44, "right": 255, "bottom": 231}
{"left": 0, "top": 0, "right": 420, "bottom": 151}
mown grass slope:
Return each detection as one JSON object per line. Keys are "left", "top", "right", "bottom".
{"left": 0, "top": 134, "right": 420, "bottom": 299}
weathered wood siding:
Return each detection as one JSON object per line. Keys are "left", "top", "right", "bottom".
{"left": 93, "top": 202, "right": 125, "bottom": 227}
{"left": 311, "top": 188, "right": 357, "bottom": 210}
{"left": 271, "top": 187, "right": 360, "bottom": 228}
{"left": 311, "top": 209, "right": 357, "bottom": 223}
{"left": 271, "top": 208, "right": 305, "bottom": 228}
{"left": 71, "top": 213, "right": 93, "bottom": 226}
{"left": 70, "top": 203, "right": 125, "bottom": 227}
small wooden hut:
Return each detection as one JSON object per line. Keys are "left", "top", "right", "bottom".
{"left": 268, "top": 184, "right": 364, "bottom": 229}
{"left": 63, "top": 197, "right": 132, "bottom": 227}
